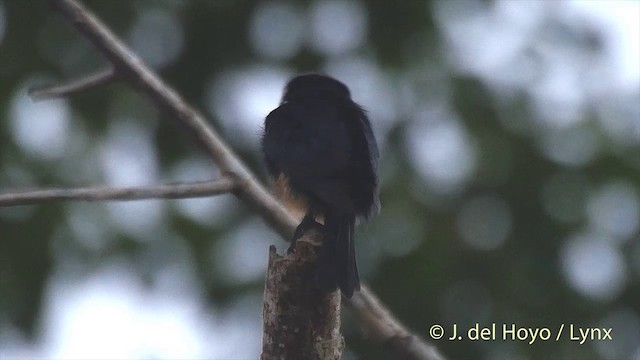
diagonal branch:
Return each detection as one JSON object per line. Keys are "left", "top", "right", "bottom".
{"left": 47, "top": 0, "right": 296, "bottom": 241}
{"left": 0, "top": 178, "right": 236, "bottom": 206}
{"left": 29, "top": 68, "right": 116, "bottom": 100}
{"left": 346, "top": 287, "right": 446, "bottom": 360}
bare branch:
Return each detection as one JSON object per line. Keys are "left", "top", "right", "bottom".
{"left": 49, "top": 0, "right": 296, "bottom": 240}
{"left": 28, "top": 68, "right": 116, "bottom": 100}
{"left": 0, "top": 179, "right": 235, "bottom": 206}
{"left": 346, "top": 287, "right": 446, "bottom": 360}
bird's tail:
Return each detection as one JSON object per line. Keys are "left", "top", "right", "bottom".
{"left": 315, "top": 212, "right": 360, "bottom": 298}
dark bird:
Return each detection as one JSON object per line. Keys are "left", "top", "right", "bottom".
{"left": 261, "top": 73, "right": 379, "bottom": 298}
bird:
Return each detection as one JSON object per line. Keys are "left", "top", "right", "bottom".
{"left": 261, "top": 73, "right": 379, "bottom": 298}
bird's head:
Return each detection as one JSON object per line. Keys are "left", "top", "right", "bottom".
{"left": 281, "top": 73, "right": 351, "bottom": 103}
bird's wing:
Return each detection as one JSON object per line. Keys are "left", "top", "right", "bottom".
{"left": 343, "top": 105, "right": 380, "bottom": 218}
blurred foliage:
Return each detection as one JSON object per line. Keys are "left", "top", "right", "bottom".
{"left": 1, "top": 0, "right": 639, "bottom": 359}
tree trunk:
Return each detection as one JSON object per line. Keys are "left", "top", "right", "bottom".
{"left": 261, "top": 231, "right": 344, "bottom": 359}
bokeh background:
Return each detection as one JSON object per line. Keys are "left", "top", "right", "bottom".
{"left": 1, "top": 0, "right": 639, "bottom": 359}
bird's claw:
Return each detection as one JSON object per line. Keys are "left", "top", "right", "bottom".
{"left": 288, "top": 215, "right": 324, "bottom": 254}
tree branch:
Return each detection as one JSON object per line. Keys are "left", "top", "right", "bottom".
{"left": 0, "top": 179, "right": 236, "bottom": 206}
{"left": 37, "top": 1, "right": 447, "bottom": 359}
{"left": 47, "top": 0, "right": 296, "bottom": 241}
{"left": 29, "top": 68, "right": 116, "bottom": 100}
{"left": 346, "top": 287, "right": 446, "bottom": 360}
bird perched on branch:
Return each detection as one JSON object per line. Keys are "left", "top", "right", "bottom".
{"left": 261, "top": 73, "right": 379, "bottom": 298}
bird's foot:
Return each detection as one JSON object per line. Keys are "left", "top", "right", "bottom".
{"left": 288, "top": 214, "right": 324, "bottom": 254}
